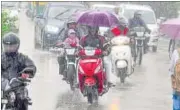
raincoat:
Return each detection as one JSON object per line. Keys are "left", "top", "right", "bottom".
{"left": 1, "top": 52, "right": 36, "bottom": 80}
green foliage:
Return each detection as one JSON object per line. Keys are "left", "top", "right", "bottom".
{"left": 1, "top": 10, "right": 18, "bottom": 37}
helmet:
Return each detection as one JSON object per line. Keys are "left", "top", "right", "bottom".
{"left": 134, "top": 10, "right": 142, "bottom": 18}
{"left": 67, "top": 19, "right": 77, "bottom": 27}
{"left": 2, "top": 32, "right": 20, "bottom": 55}
{"left": 87, "top": 26, "right": 99, "bottom": 35}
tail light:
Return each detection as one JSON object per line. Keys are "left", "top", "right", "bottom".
{"left": 95, "top": 49, "right": 102, "bottom": 56}
{"left": 111, "top": 26, "right": 121, "bottom": 36}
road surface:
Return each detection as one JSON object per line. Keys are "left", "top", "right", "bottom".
{"left": 17, "top": 10, "right": 172, "bottom": 110}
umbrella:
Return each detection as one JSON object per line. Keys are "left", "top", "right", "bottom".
{"left": 77, "top": 10, "right": 120, "bottom": 27}
{"left": 160, "top": 18, "right": 180, "bottom": 39}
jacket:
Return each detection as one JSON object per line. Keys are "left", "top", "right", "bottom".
{"left": 1, "top": 52, "right": 36, "bottom": 80}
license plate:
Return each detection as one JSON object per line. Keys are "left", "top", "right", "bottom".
{"left": 85, "top": 50, "right": 95, "bottom": 56}
{"left": 136, "top": 32, "right": 144, "bottom": 37}
{"left": 1, "top": 99, "right": 8, "bottom": 103}
{"left": 66, "top": 49, "right": 75, "bottom": 55}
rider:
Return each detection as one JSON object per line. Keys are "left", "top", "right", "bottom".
{"left": 128, "top": 10, "right": 151, "bottom": 54}
{"left": 57, "top": 29, "right": 79, "bottom": 80}
{"left": 62, "top": 18, "right": 80, "bottom": 41}
{"left": 1, "top": 32, "right": 36, "bottom": 108}
{"left": 64, "top": 29, "right": 79, "bottom": 47}
{"left": 80, "top": 25, "right": 114, "bottom": 87}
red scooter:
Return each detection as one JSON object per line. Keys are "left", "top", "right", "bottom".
{"left": 77, "top": 46, "right": 109, "bottom": 104}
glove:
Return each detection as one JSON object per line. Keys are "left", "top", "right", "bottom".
{"left": 21, "top": 73, "right": 30, "bottom": 79}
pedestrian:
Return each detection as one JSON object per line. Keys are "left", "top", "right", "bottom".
{"left": 169, "top": 40, "right": 180, "bottom": 110}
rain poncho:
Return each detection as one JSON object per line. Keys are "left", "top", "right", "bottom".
{"left": 1, "top": 52, "right": 36, "bottom": 80}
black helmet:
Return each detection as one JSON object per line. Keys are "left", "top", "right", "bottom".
{"left": 87, "top": 25, "right": 99, "bottom": 36}
{"left": 2, "top": 32, "right": 20, "bottom": 55}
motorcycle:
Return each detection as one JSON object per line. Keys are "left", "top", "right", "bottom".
{"left": 110, "top": 36, "right": 134, "bottom": 83}
{"left": 1, "top": 72, "right": 32, "bottom": 110}
{"left": 77, "top": 46, "right": 109, "bottom": 104}
{"left": 49, "top": 38, "right": 79, "bottom": 91}
{"left": 63, "top": 43, "right": 78, "bottom": 91}
{"left": 130, "top": 27, "right": 149, "bottom": 65}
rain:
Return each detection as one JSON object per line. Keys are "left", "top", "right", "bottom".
{"left": 1, "top": 1, "right": 180, "bottom": 110}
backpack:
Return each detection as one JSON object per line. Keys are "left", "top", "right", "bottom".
{"left": 172, "top": 49, "right": 180, "bottom": 93}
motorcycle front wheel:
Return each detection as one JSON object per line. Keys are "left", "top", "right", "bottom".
{"left": 15, "top": 99, "right": 28, "bottom": 110}
{"left": 67, "top": 65, "right": 75, "bottom": 91}
{"left": 136, "top": 47, "right": 143, "bottom": 65}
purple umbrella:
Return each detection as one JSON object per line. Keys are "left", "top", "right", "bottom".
{"left": 77, "top": 10, "right": 120, "bottom": 27}
{"left": 160, "top": 18, "right": 180, "bottom": 39}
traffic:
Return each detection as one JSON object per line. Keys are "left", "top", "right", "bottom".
{"left": 1, "top": 1, "right": 180, "bottom": 110}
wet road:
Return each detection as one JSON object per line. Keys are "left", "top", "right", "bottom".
{"left": 18, "top": 11, "right": 172, "bottom": 110}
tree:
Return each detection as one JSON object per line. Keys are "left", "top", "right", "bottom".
{"left": 1, "top": 10, "right": 18, "bottom": 37}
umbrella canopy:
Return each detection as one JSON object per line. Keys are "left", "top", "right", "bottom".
{"left": 160, "top": 18, "right": 180, "bottom": 39}
{"left": 77, "top": 10, "right": 120, "bottom": 27}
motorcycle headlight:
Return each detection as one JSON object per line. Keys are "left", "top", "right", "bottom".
{"left": 94, "top": 64, "right": 101, "bottom": 74}
{"left": 45, "top": 25, "right": 59, "bottom": 33}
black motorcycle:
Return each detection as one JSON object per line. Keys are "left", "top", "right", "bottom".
{"left": 1, "top": 71, "right": 32, "bottom": 110}
{"left": 130, "top": 27, "right": 149, "bottom": 65}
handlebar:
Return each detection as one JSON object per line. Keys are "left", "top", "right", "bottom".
{"left": 18, "top": 77, "right": 31, "bottom": 82}
{"left": 9, "top": 77, "right": 31, "bottom": 84}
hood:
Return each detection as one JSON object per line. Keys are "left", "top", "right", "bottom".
{"left": 46, "top": 18, "right": 65, "bottom": 28}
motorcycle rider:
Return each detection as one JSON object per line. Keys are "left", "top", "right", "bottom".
{"left": 128, "top": 10, "right": 151, "bottom": 54}
{"left": 64, "top": 29, "right": 79, "bottom": 46}
{"left": 61, "top": 18, "right": 81, "bottom": 41}
{"left": 80, "top": 25, "right": 114, "bottom": 87}
{"left": 1, "top": 32, "right": 36, "bottom": 109}
{"left": 57, "top": 29, "right": 79, "bottom": 80}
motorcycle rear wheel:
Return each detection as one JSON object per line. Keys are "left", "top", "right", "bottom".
{"left": 119, "top": 68, "right": 126, "bottom": 83}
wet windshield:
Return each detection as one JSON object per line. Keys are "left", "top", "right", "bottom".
{"left": 124, "top": 9, "right": 156, "bottom": 24}
{"left": 48, "top": 6, "right": 84, "bottom": 19}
